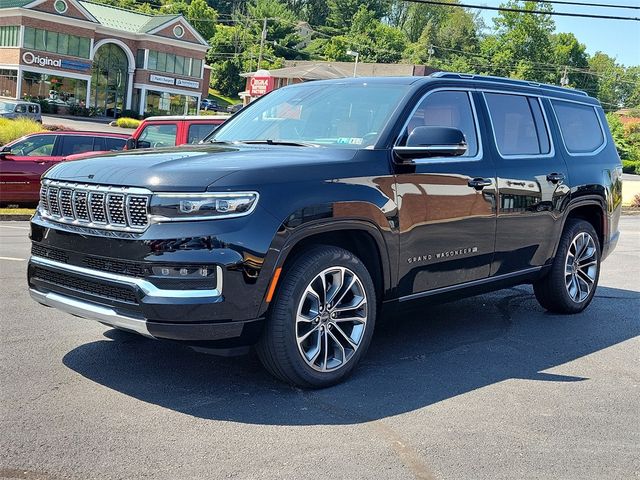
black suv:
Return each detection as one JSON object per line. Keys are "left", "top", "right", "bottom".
{"left": 28, "top": 73, "right": 623, "bottom": 387}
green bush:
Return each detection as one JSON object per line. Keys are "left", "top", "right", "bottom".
{"left": 0, "top": 118, "right": 46, "bottom": 145}
{"left": 622, "top": 160, "right": 640, "bottom": 175}
{"left": 114, "top": 117, "right": 141, "bottom": 129}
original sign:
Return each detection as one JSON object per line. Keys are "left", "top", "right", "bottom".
{"left": 150, "top": 74, "right": 175, "bottom": 85}
{"left": 249, "top": 76, "right": 274, "bottom": 97}
{"left": 22, "top": 52, "right": 91, "bottom": 72}
{"left": 176, "top": 78, "right": 200, "bottom": 89}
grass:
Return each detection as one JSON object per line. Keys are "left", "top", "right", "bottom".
{"left": 0, "top": 118, "right": 46, "bottom": 145}
{"left": 0, "top": 207, "right": 35, "bottom": 215}
{"left": 207, "top": 88, "right": 241, "bottom": 108}
{"left": 114, "top": 117, "right": 141, "bottom": 129}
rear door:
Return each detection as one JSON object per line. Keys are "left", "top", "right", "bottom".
{"left": 481, "top": 91, "right": 570, "bottom": 275}
{"left": 0, "top": 134, "right": 59, "bottom": 203}
{"left": 395, "top": 88, "right": 498, "bottom": 296}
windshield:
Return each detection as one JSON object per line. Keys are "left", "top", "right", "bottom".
{"left": 209, "top": 83, "right": 409, "bottom": 148}
{"left": 0, "top": 102, "right": 16, "bottom": 113}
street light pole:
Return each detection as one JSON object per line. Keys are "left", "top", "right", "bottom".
{"left": 346, "top": 50, "right": 359, "bottom": 77}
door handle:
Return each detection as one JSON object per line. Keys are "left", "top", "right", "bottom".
{"left": 468, "top": 178, "right": 493, "bottom": 190}
{"left": 546, "top": 172, "right": 565, "bottom": 184}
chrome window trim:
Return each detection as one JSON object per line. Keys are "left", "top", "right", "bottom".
{"left": 481, "top": 91, "right": 555, "bottom": 160}
{"left": 30, "top": 255, "right": 223, "bottom": 299}
{"left": 394, "top": 88, "right": 483, "bottom": 164}
{"left": 549, "top": 99, "right": 608, "bottom": 157}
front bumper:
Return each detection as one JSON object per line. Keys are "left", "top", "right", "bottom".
{"left": 28, "top": 255, "right": 264, "bottom": 347}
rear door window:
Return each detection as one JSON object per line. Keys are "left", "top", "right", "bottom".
{"left": 105, "top": 137, "right": 126, "bottom": 151}
{"left": 59, "top": 135, "right": 95, "bottom": 156}
{"left": 187, "top": 123, "right": 217, "bottom": 144}
{"left": 137, "top": 124, "right": 177, "bottom": 147}
{"left": 485, "top": 93, "right": 550, "bottom": 156}
{"left": 551, "top": 100, "right": 604, "bottom": 154}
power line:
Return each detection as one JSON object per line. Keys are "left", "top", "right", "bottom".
{"left": 537, "top": 0, "right": 639, "bottom": 10}
{"left": 404, "top": 0, "right": 640, "bottom": 21}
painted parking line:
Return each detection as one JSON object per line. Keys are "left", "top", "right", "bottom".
{"left": 0, "top": 256, "right": 26, "bottom": 261}
{"left": 0, "top": 225, "right": 29, "bottom": 230}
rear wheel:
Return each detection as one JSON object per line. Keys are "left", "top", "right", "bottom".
{"left": 257, "top": 246, "right": 376, "bottom": 388}
{"left": 534, "top": 219, "right": 601, "bottom": 314}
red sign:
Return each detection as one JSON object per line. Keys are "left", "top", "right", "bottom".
{"left": 249, "top": 76, "right": 274, "bottom": 97}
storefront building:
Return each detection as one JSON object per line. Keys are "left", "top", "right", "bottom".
{"left": 0, "top": 0, "right": 210, "bottom": 117}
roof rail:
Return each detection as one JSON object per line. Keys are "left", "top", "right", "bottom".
{"left": 430, "top": 72, "right": 589, "bottom": 97}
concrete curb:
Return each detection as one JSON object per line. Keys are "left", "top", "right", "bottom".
{"left": 0, "top": 214, "right": 33, "bottom": 221}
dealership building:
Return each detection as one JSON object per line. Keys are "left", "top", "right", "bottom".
{"left": 0, "top": 0, "right": 210, "bottom": 116}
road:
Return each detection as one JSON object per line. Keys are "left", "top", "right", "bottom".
{"left": 42, "top": 115, "right": 132, "bottom": 135}
{"left": 1, "top": 218, "right": 639, "bottom": 480}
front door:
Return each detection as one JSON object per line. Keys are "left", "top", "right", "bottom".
{"left": 395, "top": 89, "right": 497, "bottom": 297}
{"left": 480, "top": 92, "right": 570, "bottom": 275}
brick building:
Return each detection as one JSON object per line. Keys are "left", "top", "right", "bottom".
{"left": 0, "top": 0, "right": 210, "bottom": 117}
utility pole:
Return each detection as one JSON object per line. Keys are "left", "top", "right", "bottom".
{"left": 560, "top": 66, "right": 569, "bottom": 87}
{"left": 258, "top": 18, "right": 267, "bottom": 68}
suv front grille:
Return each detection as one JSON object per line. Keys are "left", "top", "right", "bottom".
{"left": 39, "top": 181, "right": 151, "bottom": 232}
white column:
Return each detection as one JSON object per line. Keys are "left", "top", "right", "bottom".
{"left": 125, "top": 70, "right": 134, "bottom": 110}
{"left": 138, "top": 87, "right": 146, "bottom": 117}
{"left": 15, "top": 68, "right": 22, "bottom": 100}
{"left": 85, "top": 75, "right": 91, "bottom": 107}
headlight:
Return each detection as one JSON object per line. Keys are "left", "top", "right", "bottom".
{"left": 149, "top": 192, "right": 259, "bottom": 221}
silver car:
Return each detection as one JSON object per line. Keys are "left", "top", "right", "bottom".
{"left": 0, "top": 100, "right": 42, "bottom": 122}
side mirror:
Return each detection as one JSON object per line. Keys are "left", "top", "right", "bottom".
{"left": 0, "top": 145, "right": 12, "bottom": 157}
{"left": 137, "top": 140, "right": 151, "bottom": 149}
{"left": 394, "top": 126, "right": 467, "bottom": 162}
{"left": 125, "top": 137, "right": 137, "bottom": 150}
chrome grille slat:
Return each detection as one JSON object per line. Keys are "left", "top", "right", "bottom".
{"left": 38, "top": 181, "right": 151, "bottom": 232}
{"left": 48, "top": 187, "right": 61, "bottom": 216}
{"left": 72, "top": 191, "right": 89, "bottom": 221}
{"left": 59, "top": 189, "right": 74, "bottom": 219}
{"left": 89, "top": 192, "right": 107, "bottom": 224}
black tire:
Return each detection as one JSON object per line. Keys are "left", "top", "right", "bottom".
{"left": 257, "top": 246, "right": 376, "bottom": 388}
{"left": 533, "top": 219, "right": 601, "bottom": 314}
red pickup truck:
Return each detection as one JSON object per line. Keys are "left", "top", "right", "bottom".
{"left": 125, "top": 115, "right": 229, "bottom": 150}
{"left": 0, "top": 131, "right": 128, "bottom": 204}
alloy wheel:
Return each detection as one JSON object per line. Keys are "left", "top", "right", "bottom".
{"left": 564, "top": 231, "right": 598, "bottom": 303}
{"left": 295, "top": 266, "right": 368, "bottom": 372}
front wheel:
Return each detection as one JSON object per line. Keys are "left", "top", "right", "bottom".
{"left": 534, "top": 219, "right": 601, "bottom": 314}
{"left": 257, "top": 246, "right": 376, "bottom": 388}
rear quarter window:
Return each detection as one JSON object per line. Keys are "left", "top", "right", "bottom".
{"left": 551, "top": 100, "right": 604, "bottom": 154}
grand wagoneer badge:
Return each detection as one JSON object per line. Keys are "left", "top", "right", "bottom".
{"left": 407, "top": 246, "right": 478, "bottom": 264}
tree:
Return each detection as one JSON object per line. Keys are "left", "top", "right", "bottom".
{"left": 327, "top": 0, "right": 390, "bottom": 31}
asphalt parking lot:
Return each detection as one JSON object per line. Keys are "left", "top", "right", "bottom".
{"left": 1, "top": 218, "right": 638, "bottom": 480}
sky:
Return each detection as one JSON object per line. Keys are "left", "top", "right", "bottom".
{"left": 478, "top": 0, "right": 640, "bottom": 67}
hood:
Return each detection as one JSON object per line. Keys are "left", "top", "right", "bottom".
{"left": 44, "top": 144, "right": 360, "bottom": 192}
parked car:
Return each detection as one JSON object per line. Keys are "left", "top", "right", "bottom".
{"left": 125, "top": 115, "right": 229, "bottom": 150}
{"left": 226, "top": 103, "right": 243, "bottom": 114}
{"left": 0, "top": 100, "right": 42, "bottom": 122}
{"left": 28, "top": 73, "right": 622, "bottom": 387}
{"left": 0, "top": 131, "right": 127, "bottom": 204}
{"left": 200, "top": 99, "right": 220, "bottom": 111}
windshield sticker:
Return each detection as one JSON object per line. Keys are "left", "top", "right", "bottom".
{"left": 337, "top": 137, "right": 363, "bottom": 145}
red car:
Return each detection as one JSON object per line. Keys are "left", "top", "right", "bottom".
{"left": 0, "top": 131, "right": 128, "bottom": 204}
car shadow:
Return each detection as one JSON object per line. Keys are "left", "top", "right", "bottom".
{"left": 62, "top": 285, "right": 640, "bottom": 426}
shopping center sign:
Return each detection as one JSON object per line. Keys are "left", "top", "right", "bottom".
{"left": 22, "top": 52, "right": 91, "bottom": 72}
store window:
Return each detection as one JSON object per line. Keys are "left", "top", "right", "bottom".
{"left": 145, "top": 90, "right": 197, "bottom": 116}
{"left": 147, "top": 51, "right": 202, "bottom": 78}
{"left": 0, "top": 26, "right": 19, "bottom": 47}
{"left": 21, "top": 71, "right": 87, "bottom": 107}
{"left": 23, "top": 27, "right": 91, "bottom": 58}
{"left": 0, "top": 69, "right": 18, "bottom": 98}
